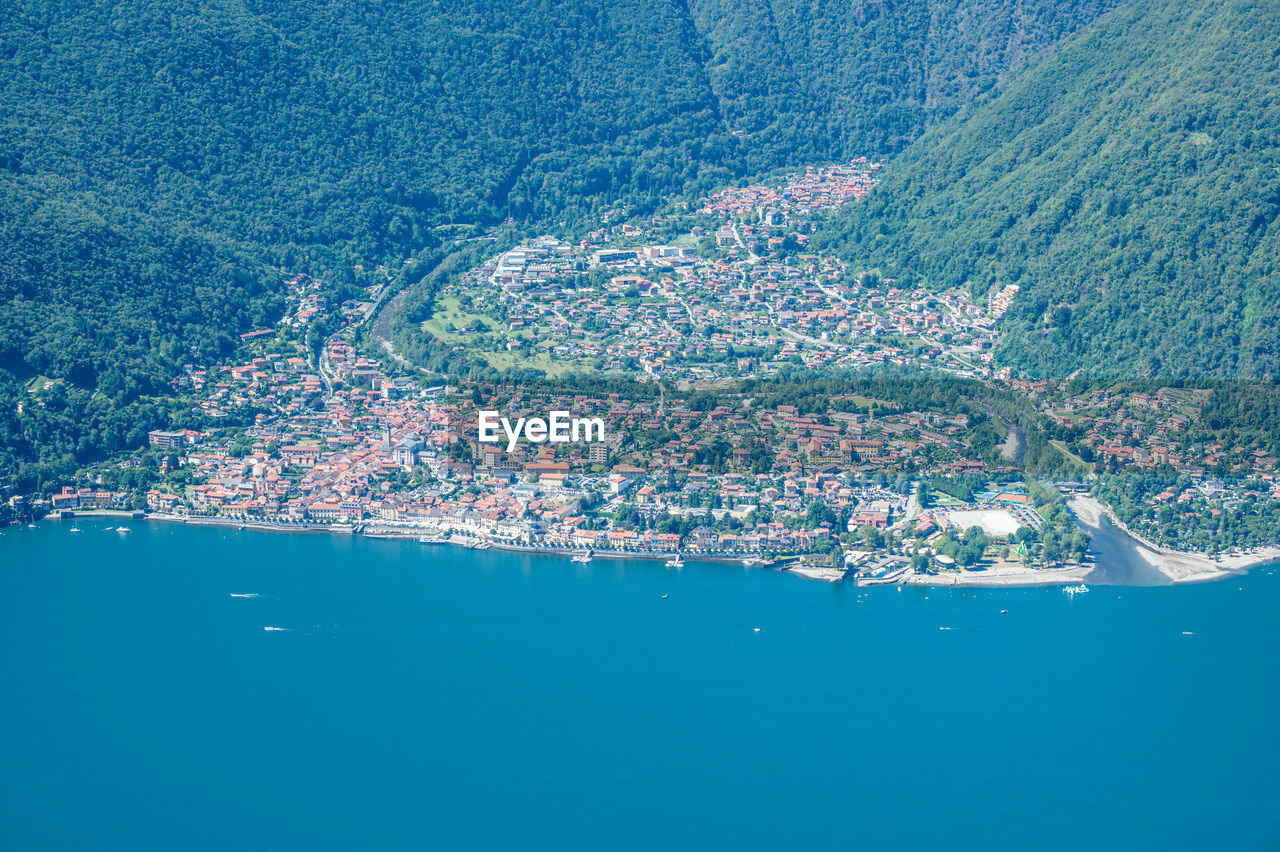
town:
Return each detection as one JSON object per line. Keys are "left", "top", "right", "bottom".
{"left": 24, "top": 161, "right": 1280, "bottom": 583}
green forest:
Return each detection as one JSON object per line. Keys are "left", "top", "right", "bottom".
{"left": 816, "top": 0, "right": 1280, "bottom": 379}
{"left": 682, "top": 0, "right": 1119, "bottom": 163}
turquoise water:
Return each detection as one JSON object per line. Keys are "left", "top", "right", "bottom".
{"left": 2, "top": 518, "right": 1279, "bottom": 850}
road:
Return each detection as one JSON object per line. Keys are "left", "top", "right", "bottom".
{"left": 318, "top": 263, "right": 417, "bottom": 399}
{"left": 730, "top": 220, "right": 761, "bottom": 264}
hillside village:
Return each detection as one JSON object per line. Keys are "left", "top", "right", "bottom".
{"left": 434, "top": 159, "right": 1009, "bottom": 382}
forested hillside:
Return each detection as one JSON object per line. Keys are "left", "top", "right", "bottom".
{"left": 816, "top": 0, "right": 1280, "bottom": 379}
{"left": 686, "top": 0, "right": 1121, "bottom": 163}
{"left": 0, "top": 0, "right": 1120, "bottom": 490}
{"left": 2, "top": 0, "right": 737, "bottom": 260}
{"left": 1, "top": 0, "right": 738, "bottom": 489}
{"left": 2, "top": 0, "right": 1118, "bottom": 269}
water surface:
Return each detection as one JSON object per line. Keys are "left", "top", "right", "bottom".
{"left": 2, "top": 519, "right": 1278, "bottom": 850}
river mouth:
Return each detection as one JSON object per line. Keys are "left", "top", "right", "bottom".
{"left": 1078, "top": 514, "right": 1171, "bottom": 586}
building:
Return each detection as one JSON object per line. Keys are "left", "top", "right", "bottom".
{"left": 148, "top": 430, "right": 186, "bottom": 449}
{"left": 392, "top": 435, "right": 424, "bottom": 467}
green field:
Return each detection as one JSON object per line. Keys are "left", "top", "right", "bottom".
{"left": 1049, "top": 439, "right": 1096, "bottom": 475}
{"left": 422, "top": 296, "right": 500, "bottom": 342}
{"left": 482, "top": 351, "right": 589, "bottom": 377}
{"left": 25, "top": 374, "right": 61, "bottom": 395}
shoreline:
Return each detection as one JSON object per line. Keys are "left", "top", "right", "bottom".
{"left": 35, "top": 505, "right": 1280, "bottom": 587}
{"left": 143, "top": 514, "right": 763, "bottom": 566}
{"left": 48, "top": 509, "right": 143, "bottom": 518}
{"left": 145, "top": 514, "right": 340, "bottom": 534}
{"left": 1069, "top": 494, "right": 1280, "bottom": 583}
{"left": 903, "top": 562, "right": 1092, "bottom": 588}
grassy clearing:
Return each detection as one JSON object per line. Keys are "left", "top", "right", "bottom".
{"left": 482, "top": 351, "right": 588, "bottom": 377}
{"left": 1050, "top": 439, "right": 1096, "bottom": 475}
{"left": 831, "top": 394, "right": 892, "bottom": 410}
{"left": 422, "top": 296, "right": 500, "bottom": 342}
{"left": 26, "top": 374, "right": 60, "bottom": 394}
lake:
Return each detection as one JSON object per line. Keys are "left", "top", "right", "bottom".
{"left": 2, "top": 518, "right": 1278, "bottom": 850}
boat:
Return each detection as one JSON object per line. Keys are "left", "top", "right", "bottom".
{"left": 571, "top": 550, "right": 593, "bottom": 564}
{"left": 69, "top": 525, "right": 82, "bottom": 533}
{"left": 116, "top": 527, "right": 132, "bottom": 534}
{"left": 1064, "top": 584, "right": 1090, "bottom": 597}
{"left": 665, "top": 554, "right": 685, "bottom": 569}
{"left": 418, "top": 535, "right": 447, "bottom": 544}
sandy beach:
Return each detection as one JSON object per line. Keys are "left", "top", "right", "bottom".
{"left": 1069, "top": 494, "right": 1280, "bottom": 583}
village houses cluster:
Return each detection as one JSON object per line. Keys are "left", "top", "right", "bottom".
{"left": 42, "top": 159, "right": 1280, "bottom": 566}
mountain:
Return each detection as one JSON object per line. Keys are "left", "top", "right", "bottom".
{"left": 816, "top": 0, "right": 1280, "bottom": 379}
{"left": 1, "top": 0, "right": 744, "bottom": 488}
{"left": 1, "top": 0, "right": 1118, "bottom": 264}
{"left": 0, "top": 0, "right": 738, "bottom": 260}
{"left": 686, "top": 0, "right": 1121, "bottom": 163}
{"left": 0, "top": 0, "right": 1118, "bottom": 488}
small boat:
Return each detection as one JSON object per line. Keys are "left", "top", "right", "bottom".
{"left": 116, "top": 527, "right": 132, "bottom": 534}
{"left": 571, "top": 550, "right": 593, "bottom": 564}
{"left": 1064, "top": 584, "right": 1090, "bottom": 597}
{"left": 665, "top": 554, "right": 685, "bottom": 569}
{"left": 69, "top": 526, "right": 82, "bottom": 533}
